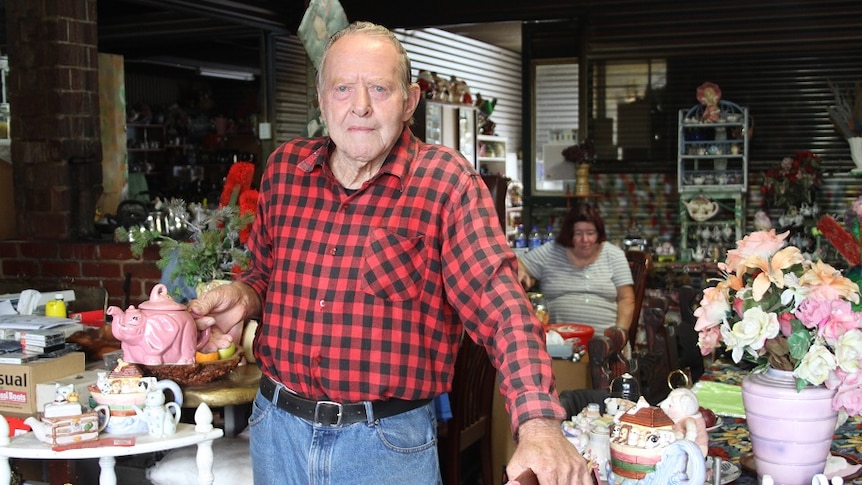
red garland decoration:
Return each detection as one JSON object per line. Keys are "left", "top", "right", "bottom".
{"left": 237, "top": 189, "right": 259, "bottom": 243}
{"left": 816, "top": 215, "right": 862, "bottom": 266}
{"left": 219, "top": 161, "right": 255, "bottom": 207}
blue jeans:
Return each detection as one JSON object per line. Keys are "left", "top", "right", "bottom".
{"left": 249, "top": 387, "right": 442, "bottom": 485}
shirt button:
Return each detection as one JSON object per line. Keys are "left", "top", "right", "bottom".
{"left": 331, "top": 247, "right": 338, "bottom": 255}
{"left": 319, "top": 300, "right": 326, "bottom": 308}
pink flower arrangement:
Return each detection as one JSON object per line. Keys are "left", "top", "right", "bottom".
{"left": 694, "top": 229, "right": 862, "bottom": 415}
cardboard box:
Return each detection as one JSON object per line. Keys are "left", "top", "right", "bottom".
{"left": 0, "top": 352, "right": 85, "bottom": 415}
{"left": 36, "top": 367, "right": 102, "bottom": 413}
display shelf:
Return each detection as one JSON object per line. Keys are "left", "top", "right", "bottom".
{"left": 678, "top": 191, "right": 744, "bottom": 262}
{"left": 677, "top": 100, "right": 749, "bottom": 193}
{"left": 413, "top": 99, "right": 477, "bottom": 167}
{"left": 677, "top": 100, "right": 748, "bottom": 261}
{"left": 126, "top": 123, "right": 165, "bottom": 175}
{"left": 478, "top": 134, "right": 507, "bottom": 176}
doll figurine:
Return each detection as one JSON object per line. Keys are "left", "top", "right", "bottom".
{"left": 659, "top": 387, "right": 708, "bottom": 457}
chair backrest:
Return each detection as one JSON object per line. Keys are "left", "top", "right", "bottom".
{"left": 625, "top": 250, "right": 651, "bottom": 345}
{"left": 676, "top": 285, "right": 705, "bottom": 382}
{"left": 438, "top": 336, "right": 497, "bottom": 485}
{"left": 587, "top": 250, "right": 651, "bottom": 393}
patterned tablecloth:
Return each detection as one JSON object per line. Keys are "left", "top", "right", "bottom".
{"left": 701, "top": 360, "right": 862, "bottom": 484}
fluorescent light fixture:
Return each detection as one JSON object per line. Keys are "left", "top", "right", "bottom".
{"left": 198, "top": 67, "right": 255, "bottom": 81}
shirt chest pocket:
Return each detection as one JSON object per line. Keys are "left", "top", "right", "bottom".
{"left": 361, "top": 228, "right": 426, "bottom": 302}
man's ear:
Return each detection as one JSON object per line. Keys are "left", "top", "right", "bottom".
{"left": 403, "top": 83, "right": 421, "bottom": 121}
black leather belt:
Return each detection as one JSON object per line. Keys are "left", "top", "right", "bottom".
{"left": 259, "top": 375, "right": 431, "bottom": 426}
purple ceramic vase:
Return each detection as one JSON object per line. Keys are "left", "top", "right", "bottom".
{"left": 741, "top": 367, "right": 838, "bottom": 485}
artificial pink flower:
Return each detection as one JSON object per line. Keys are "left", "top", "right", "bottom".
{"left": 795, "top": 298, "right": 834, "bottom": 330}
{"left": 828, "top": 369, "right": 862, "bottom": 416}
{"left": 723, "top": 229, "right": 789, "bottom": 272}
{"left": 819, "top": 300, "right": 862, "bottom": 345}
{"left": 697, "top": 326, "right": 722, "bottom": 356}
{"left": 694, "top": 286, "right": 730, "bottom": 331}
{"left": 777, "top": 311, "right": 794, "bottom": 337}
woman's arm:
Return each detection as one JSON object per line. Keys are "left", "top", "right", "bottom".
{"left": 517, "top": 257, "right": 536, "bottom": 290}
{"left": 613, "top": 284, "right": 636, "bottom": 332}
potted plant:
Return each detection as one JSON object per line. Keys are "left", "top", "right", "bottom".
{"left": 115, "top": 161, "right": 259, "bottom": 301}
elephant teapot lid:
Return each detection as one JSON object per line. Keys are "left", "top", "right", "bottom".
{"left": 138, "top": 284, "right": 186, "bottom": 311}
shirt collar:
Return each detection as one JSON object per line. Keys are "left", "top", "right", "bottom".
{"left": 298, "top": 126, "right": 419, "bottom": 191}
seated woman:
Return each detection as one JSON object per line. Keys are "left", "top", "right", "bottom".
{"left": 517, "top": 203, "right": 635, "bottom": 340}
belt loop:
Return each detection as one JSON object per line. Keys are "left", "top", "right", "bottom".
{"left": 268, "top": 375, "right": 281, "bottom": 405}
{"left": 363, "top": 401, "right": 376, "bottom": 424}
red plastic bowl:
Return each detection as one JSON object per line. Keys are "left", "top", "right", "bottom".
{"left": 548, "top": 323, "right": 595, "bottom": 344}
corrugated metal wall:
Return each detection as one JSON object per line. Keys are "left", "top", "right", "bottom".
{"left": 397, "top": 28, "right": 523, "bottom": 156}
{"left": 524, "top": 1, "right": 862, "bottom": 251}
{"left": 268, "top": 28, "right": 523, "bottom": 161}
{"left": 272, "top": 35, "right": 310, "bottom": 144}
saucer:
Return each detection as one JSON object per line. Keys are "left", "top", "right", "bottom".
{"left": 705, "top": 416, "right": 724, "bottom": 432}
{"left": 740, "top": 452, "right": 862, "bottom": 481}
{"left": 706, "top": 458, "right": 740, "bottom": 485}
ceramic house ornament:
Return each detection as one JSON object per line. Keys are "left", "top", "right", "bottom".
{"left": 607, "top": 397, "right": 706, "bottom": 485}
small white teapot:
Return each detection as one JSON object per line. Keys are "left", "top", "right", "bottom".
{"left": 133, "top": 386, "right": 181, "bottom": 438}
{"left": 684, "top": 196, "right": 719, "bottom": 222}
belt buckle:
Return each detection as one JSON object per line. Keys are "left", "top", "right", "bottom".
{"left": 314, "top": 400, "right": 344, "bottom": 426}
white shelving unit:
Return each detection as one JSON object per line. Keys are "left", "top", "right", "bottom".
{"left": 677, "top": 100, "right": 750, "bottom": 260}
{"left": 477, "top": 134, "right": 507, "bottom": 176}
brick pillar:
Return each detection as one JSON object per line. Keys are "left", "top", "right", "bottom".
{"left": 5, "top": 0, "right": 102, "bottom": 240}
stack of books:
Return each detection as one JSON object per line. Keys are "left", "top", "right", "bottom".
{"left": 21, "top": 329, "right": 66, "bottom": 356}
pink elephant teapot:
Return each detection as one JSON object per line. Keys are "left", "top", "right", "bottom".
{"left": 107, "top": 284, "right": 210, "bottom": 365}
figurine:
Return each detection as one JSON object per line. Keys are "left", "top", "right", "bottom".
{"left": 697, "top": 82, "right": 721, "bottom": 123}
{"left": 658, "top": 388, "right": 708, "bottom": 457}
{"left": 754, "top": 210, "right": 772, "bottom": 231}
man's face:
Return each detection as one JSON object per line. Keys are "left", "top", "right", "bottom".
{"left": 318, "top": 33, "right": 420, "bottom": 165}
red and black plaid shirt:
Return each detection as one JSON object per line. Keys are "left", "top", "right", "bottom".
{"left": 241, "top": 126, "right": 566, "bottom": 433}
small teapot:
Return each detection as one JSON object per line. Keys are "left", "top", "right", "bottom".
{"left": 134, "top": 386, "right": 181, "bottom": 438}
{"left": 683, "top": 196, "right": 719, "bottom": 222}
{"left": 691, "top": 245, "right": 706, "bottom": 262}
{"left": 107, "top": 284, "right": 210, "bottom": 365}
{"left": 25, "top": 405, "right": 110, "bottom": 445}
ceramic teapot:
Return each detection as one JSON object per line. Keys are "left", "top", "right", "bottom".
{"left": 25, "top": 405, "right": 111, "bottom": 445}
{"left": 607, "top": 397, "right": 706, "bottom": 485}
{"left": 683, "top": 196, "right": 719, "bottom": 222}
{"left": 107, "top": 284, "right": 210, "bottom": 365}
{"left": 133, "top": 385, "right": 181, "bottom": 438}
{"left": 89, "top": 361, "right": 183, "bottom": 435}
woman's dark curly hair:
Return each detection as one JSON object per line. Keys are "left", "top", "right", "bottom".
{"left": 555, "top": 203, "right": 607, "bottom": 248}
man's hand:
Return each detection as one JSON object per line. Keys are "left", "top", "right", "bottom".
{"left": 188, "top": 281, "right": 260, "bottom": 335}
{"left": 506, "top": 418, "right": 594, "bottom": 485}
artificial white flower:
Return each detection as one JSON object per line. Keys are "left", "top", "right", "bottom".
{"left": 796, "top": 344, "right": 837, "bottom": 385}
{"left": 834, "top": 329, "right": 862, "bottom": 374}
{"left": 722, "top": 307, "right": 780, "bottom": 363}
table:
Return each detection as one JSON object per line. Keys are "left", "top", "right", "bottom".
{"left": 182, "top": 364, "right": 261, "bottom": 437}
{"left": 0, "top": 403, "right": 224, "bottom": 485}
{"left": 701, "top": 360, "right": 862, "bottom": 484}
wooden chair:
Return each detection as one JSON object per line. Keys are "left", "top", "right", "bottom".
{"left": 676, "top": 285, "right": 705, "bottom": 382}
{"left": 437, "top": 336, "right": 497, "bottom": 485}
{"left": 587, "top": 250, "right": 651, "bottom": 392}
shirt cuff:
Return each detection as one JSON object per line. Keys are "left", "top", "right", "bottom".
{"left": 510, "top": 391, "right": 568, "bottom": 440}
